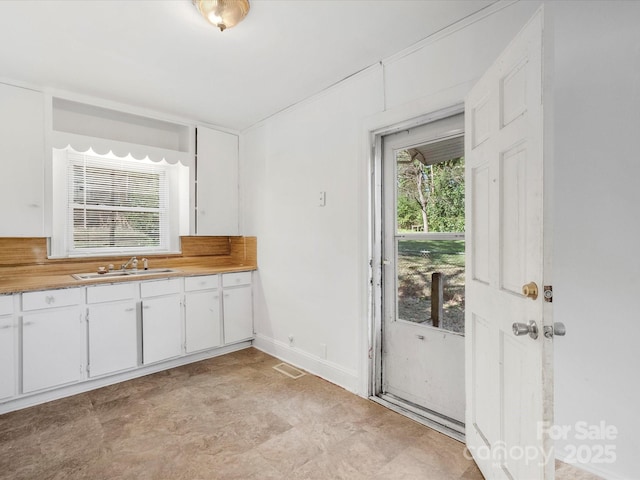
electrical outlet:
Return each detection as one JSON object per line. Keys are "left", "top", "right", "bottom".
{"left": 288, "top": 335, "right": 294, "bottom": 346}
{"left": 318, "top": 191, "right": 326, "bottom": 207}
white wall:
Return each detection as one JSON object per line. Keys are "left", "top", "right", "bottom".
{"left": 240, "top": 1, "right": 540, "bottom": 392}
{"left": 553, "top": 2, "right": 640, "bottom": 478}
{"left": 241, "top": 1, "right": 638, "bottom": 478}
{"left": 241, "top": 68, "right": 384, "bottom": 390}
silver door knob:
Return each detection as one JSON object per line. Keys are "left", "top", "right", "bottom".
{"left": 512, "top": 320, "right": 538, "bottom": 340}
{"left": 543, "top": 322, "right": 567, "bottom": 339}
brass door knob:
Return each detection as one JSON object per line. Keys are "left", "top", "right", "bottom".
{"left": 522, "top": 282, "right": 538, "bottom": 300}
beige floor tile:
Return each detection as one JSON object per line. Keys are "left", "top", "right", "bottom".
{"left": 0, "top": 348, "right": 603, "bottom": 480}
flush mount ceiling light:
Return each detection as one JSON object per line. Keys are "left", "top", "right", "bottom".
{"left": 193, "top": 0, "right": 250, "bottom": 32}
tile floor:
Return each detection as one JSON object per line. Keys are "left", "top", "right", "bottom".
{"left": 0, "top": 348, "right": 602, "bottom": 479}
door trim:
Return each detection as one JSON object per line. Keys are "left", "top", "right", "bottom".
{"left": 369, "top": 103, "right": 465, "bottom": 437}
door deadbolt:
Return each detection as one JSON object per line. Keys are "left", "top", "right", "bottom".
{"left": 543, "top": 322, "right": 567, "bottom": 339}
{"left": 512, "top": 320, "right": 539, "bottom": 340}
{"left": 522, "top": 282, "right": 539, "bottom": 300}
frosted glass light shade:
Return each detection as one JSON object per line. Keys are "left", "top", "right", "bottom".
{"left": 193, "top": 0, "right": 250, "bottom": 32}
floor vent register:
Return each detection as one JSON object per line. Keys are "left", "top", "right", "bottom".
{"left": 273, "top": 363, "right": 306, "bottom": 379}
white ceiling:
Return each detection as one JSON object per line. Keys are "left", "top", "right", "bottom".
{"left": 0, "top": 0, "right": 494, "bottom": 131}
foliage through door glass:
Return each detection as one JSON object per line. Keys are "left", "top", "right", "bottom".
{"left": 396, "top": 152, "right": 464, "bottom": 233}
{"left": 395, "top": 149, "right": 465, "bottom": 334}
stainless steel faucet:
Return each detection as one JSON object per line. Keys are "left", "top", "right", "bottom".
{"left": 121, "top": 256, "right": 137, "bottom": 271}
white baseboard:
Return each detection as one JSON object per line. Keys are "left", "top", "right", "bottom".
{"left": 253, "top": 333, "right": 359, "bottom": 393}
{"left": 0, "top": 341, "right": 252, "bottom": 415}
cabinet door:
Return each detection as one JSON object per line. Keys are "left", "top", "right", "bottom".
{"left": 223, "top": 287, "right": 253, "bottom": 344}
{"left": 142, "top": 296, "right": 182, "bottom": 364}
{"left": 196, "top": 126, "right": 239, "bottom": 235}
{"left": 0, "top": 315, "right": 16, "bottom": 400}
{"left": 88, "top": 302, "right": 138, "bottom": 377}
{"left": 0, "top": 83, "right": 44, "bottom": 236}
{"left": 23, "top": 308, "right": 83, "bottom": 393}
{"left": 185, "top": 291, "right": 221, "bottom": 353}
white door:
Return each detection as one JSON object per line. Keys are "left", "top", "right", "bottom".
{"left": 88, "top": 302, "right": 138, "bottom": 377}
{"left": 0, "top": 83, "right": 44, "bottom": 237}
{"left": 465, "top": 7, "right": 554, "bottom": 479}
{"left": 185, "top": 290, "right": 222, "bottom": 353}
{"left": 380, "top": 113, "right": 466, "bottom": 434}
{"left": 22, "top": 308, "right": 83, "bottom": 393}
{"left": 223, "top": 287, "right": 253, "bottom": 344}
{"left": 142, "top": 296, "right": 183, "bottom": 364}
{"left": 0, "top": 314, "right": 17, "bottom": 400}
{"left": 196, "top": 126, "right": 239, "bottom": 235}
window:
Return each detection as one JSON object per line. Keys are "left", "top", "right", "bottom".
{"left": 68, "top": 153, "right": 168, "bottom": 253}
{"left": 52, "top": 148, "right": 188, "bottom": 257}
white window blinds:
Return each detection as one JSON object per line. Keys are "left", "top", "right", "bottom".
{"left": 67, "top": 153, "right": 169, "bottom": 253}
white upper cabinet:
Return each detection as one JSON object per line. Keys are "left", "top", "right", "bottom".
{"left": 196, "top": 126, "right": 239, "bottom": 235}
{"left": 0, "top": 83, "right": 44, "bottom": 236}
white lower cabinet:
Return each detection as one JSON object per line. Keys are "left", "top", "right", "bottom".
{"left": 185, "top": 276, "right": 222, "bottom": 353}
{"left": 22, "top": 288, "right": 84, "bottom": 394}
{"left": 222, "top": 273, "right": 253, "bottom": 344}
{"left": 141, "top": 279, "right": 183, "bottom": 364}
{"left": 3, "top": 272, "right": 255, "bottom": 411}
{"left": 22, "top": 308, "right": 84, "bottom": 394}
{"left": 0, "top": 295, "right": 17, "bottom": 400}
{"left": 87, "top": 283, "right": 138, "bottom": 377}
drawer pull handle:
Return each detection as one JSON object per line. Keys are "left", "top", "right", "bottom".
{"left": 23, "top": 321, "right": 34, "bottom": 326}
{"left": 125, "top": 308, "right": 135, "bottom": 312}
{"left": 0, "top": 324, "right": 12, "bottom": 330}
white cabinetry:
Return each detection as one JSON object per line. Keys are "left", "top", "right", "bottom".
{"left": 141, "top": 279, "right": 183, "bottom": 364}
{"left": 222, "top": 272, "right": 253, "bottom": 344}
{"left": 87, "top": 283, "right": 138, "bottom": 377}
{"left": 0, "top": 83, "right": 44, "bottom": 236}
{"left": 196, "top": 126, "right": 239, "bottom": 235}
{"left": 185, "top": 275, "right": 222, "bottom": 353}
{"left": 0, "top": 270, "right": 255, "bottom": 414}
{"left": 22, "top": 288, "right": 84, "bottom": 393}
{"left": 0, "top": 295, "right": 17, "bottom": 400}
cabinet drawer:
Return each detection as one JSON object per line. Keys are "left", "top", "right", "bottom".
{"left": 87, "top": 282, "right": 137, "bottom": 304}
{"left": 0, "top": 295, "right": 13, "bottom": 315}
{"left": 140, "top": 278, "right": 182, "bottom": 298}
{"left": 22, "top": 288, "right": 84, "bottom": 311}
{"left": 185, "top": 275, "right": 219, "bottom": 292}
{"left": 222, "top": 272, "right": 252, "bottom": 288}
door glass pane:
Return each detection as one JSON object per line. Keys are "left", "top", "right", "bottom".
{"left": 394, "top": 138, "right": 465, "bottom": 334}
{"left": 397, "top": 239, "right": 465, "bottom": 334}
{"left": 396, "top": 149, "right": 464, "bottom": 233}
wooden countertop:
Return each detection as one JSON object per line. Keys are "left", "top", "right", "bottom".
{"left": 0, "top": 236, "right": 257, "bottom": 295}
{"left": 0, "top": 264, "right": 256, "bottom": 295}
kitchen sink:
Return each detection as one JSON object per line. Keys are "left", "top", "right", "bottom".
{"left": 72, "top": 268, "right": 180, "bottom": 280}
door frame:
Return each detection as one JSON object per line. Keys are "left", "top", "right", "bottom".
{"left": 368, "top": 103, "right": 465, "bottom": 438}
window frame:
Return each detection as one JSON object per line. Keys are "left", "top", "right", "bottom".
{"left": 67, "top": 153, "right": 169, "bottom": 256}
{"left": 51, "top": 147, "right": 186, "bottom": 258}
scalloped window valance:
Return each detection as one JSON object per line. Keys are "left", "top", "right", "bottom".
{"left": 52, "top": 132, "right": 193, "bottom": 167}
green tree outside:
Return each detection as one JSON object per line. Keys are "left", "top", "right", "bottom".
{"left": 396, "top": 153, "right": 464, "bottom": 233}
